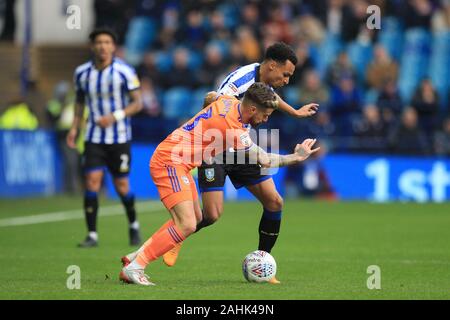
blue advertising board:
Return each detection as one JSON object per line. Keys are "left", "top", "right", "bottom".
{"left": 321, "top": 154, "right": 450, "bottom": 202}
{"left": 106, "top": 147, "right": 450, "bottom": 202}
{"left": 0, "top": 130, "right": 62, "bottom": 197}
{"left": 2, "top": 134, "right": 448, "bottom": 203}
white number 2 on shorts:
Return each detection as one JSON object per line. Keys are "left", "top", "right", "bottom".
{"left": 120, "top": 154, "right": 129, "bottom": 172}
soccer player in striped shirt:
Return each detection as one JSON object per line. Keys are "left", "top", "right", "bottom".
{"left": 162, "top": 42, "right": 319, "bottom": 284}
{"left": 66, "top": 28, "right": 143, "bottom": 248}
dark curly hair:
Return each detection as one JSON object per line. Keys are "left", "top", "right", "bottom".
{"left": 264, "top": 42, "right": 298, "bottom": 65}
{"left": 89, "top": 28, "right": 118, "bottom": 44}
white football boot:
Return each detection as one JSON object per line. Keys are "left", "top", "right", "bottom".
{"left": 119, "top": 267, "right": 155, "bottom": 286}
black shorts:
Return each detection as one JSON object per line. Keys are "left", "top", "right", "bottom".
{"left": 198, "top": 162, "right": 272, "bottom": 192}
{"left": 82, "top": 142, "right": 131, "bottom": 178}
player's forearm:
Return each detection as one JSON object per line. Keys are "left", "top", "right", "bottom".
{"left": 247, "top": 144, "right": 298, "bottom": 168}
{"left": 71, "top": 101, "right": 85, "bottom": 130}
{"left": 117, "top": 91, "right": 143, "bottom": 119}
{"left": 275, "top": 94, "right": 297, "bottom": 117}
{"left": 123, "top": 100, "right": 142, "bottom": 117}
{"left": 123, "top": 91, "right": 143, "bottom": 117}
{"left": 265, "top": 153, "right": 299, "bottom": 168}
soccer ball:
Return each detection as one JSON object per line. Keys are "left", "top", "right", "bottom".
{"left": 242, "top": 250, "right": 277, "bottom": 283}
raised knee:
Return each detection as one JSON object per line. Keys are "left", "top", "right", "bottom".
{"left": 85, "top": 179, "right": 101, "bottom": 192}
{"left": 178, "top": 220, "right": 197, "bottom": 237}
{"left": 266, "top": 194, "right": 284, "bottom": 212}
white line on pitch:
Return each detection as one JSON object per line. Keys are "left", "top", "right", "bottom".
{"left": 0, "top": 201, "right": 164, "bottom": 227}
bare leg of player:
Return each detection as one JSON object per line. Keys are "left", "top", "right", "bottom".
{"left": 120, "top": 200, "right": 198, "bottom": 285}
{"left": 123, "top": 198, "right": 203, "bottom": 267}
{"left": 162, "top": 198, "right": 202, "bottom": 266}
{"left": 198, "top": 191, "right": 224, "bottom": 229}
{"left": 161, "top": 190, "right": 224, "bottom": 266}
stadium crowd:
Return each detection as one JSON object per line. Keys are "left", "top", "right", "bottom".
{"left": 87, "top": 0, "right": 450, "bottom": 158}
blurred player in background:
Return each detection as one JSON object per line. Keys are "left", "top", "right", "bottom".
{"left": 162, "top": 42, "right": 319, "bottom": 284}
{"left": 66, "top": 28, "right": 143, "bottom": 248}
{"left": 119, "top": 83, "right": 320, "bottom": 286}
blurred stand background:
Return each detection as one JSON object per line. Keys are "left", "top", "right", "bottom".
{"left": 0, "top": 0, "right": 449, "bottom": 201}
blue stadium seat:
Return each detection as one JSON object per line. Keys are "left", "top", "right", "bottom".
{"left": 382, "top": 16, "right": 402, "bottom": 32}
{"left": 398, "top": 78, "right": 417, "bottom": 104}
{"left": 403, "top": 27, "right": 432, "bottom": 57}
{"left": 347, "top": 40, "right": 373, "bottom": 80}
{"left": 364, "top": 89, "right": 379, "bottom": 105}
{"left": 207, "top": 39, "right": 230, "bottom": 57}
{"left": 378, "top": 17, "right": 404, "bottom": 61}
{"left": 124, "top": 17, "right": 158, "bottom": 66}
{"left": 308, "top": 45, "right": 320, "bottom": 70}
{"left": 313, "top": 32, "right": 343, "bottom": 79}
{"left": 429, "top": 32, "right": 450, "bottom": 110}
{"left": 154, "top": 51, "right": 173, "bottom": 72}
{"left": 187, "top": 51, "right": 203, "bottom": 71}
{"left": 283, "top": 86, "right": 300, "bottom": 106}
{"left": 398, "top": 28, "right": 432, "bottom": 102}
{"left": 162, "top": 87, "right": 192, "bottom": 120}
{"left": 190, "top": 87, "right": 211, "bottom": 116}
{"left": 156, "top": 48, "right": 201, "bottom": 73}
{"left": 218, "top": 3, "right": 240, "bottom": 29}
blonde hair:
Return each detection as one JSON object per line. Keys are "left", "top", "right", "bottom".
{"left": 243, "top": 82, "right": 278, "bottom": 110}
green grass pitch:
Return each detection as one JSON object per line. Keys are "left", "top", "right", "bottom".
{"left": 0, "top": 196, "right": 449, "bottom": 299}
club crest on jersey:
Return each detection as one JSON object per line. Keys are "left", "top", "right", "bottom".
{"left": 132, "top": 76, "right": 140, "bottom": 88}
{"left": 205, "top": 168, "right": 215, "bottom": 182}
{"left": 181, "top": 176, "right": 190, "bottom": 185}
{"left": 240, "top": 133, "right": 252, "bottom": 148}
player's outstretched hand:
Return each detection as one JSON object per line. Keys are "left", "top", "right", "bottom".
{"left": 295, "top": 103, "right": 319, "bottom": 118}
{"left": 96, "top": 114, "right": 116, "bottom": 128}
{"left": 294, "top": 139, "right": 320, "bottom": 162}
{"left": 66, "top": 127, "right": 78, "bottom": 149}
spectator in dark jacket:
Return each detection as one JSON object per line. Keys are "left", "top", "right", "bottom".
{"left": 325, "top": 51, "right": 358, "bottom": 87}
{"left": 388, "top": 107, "right": 430, "bottom": 155}
{"left": 411, "top": 78, "right": 440, "bottom": 134}
{"left": 354, "top": 104, "right": 388, "bottom": 153}
{"left": 434, "top": 117, "right": 450, "bottom": 156}
{"left": 377, "top": 79, "right": 403, "bottom": 128}
{"left": 162, "top": 47, "right": 198, "bottom": 89}
{"left": 403, "top": 0, "right": 433, "bottom": 30}
{"left": 330, "top": 74, "right": 362, "bottom": 135}
{"left": 195, "top": 44, "right": 228, "bottom": 89}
